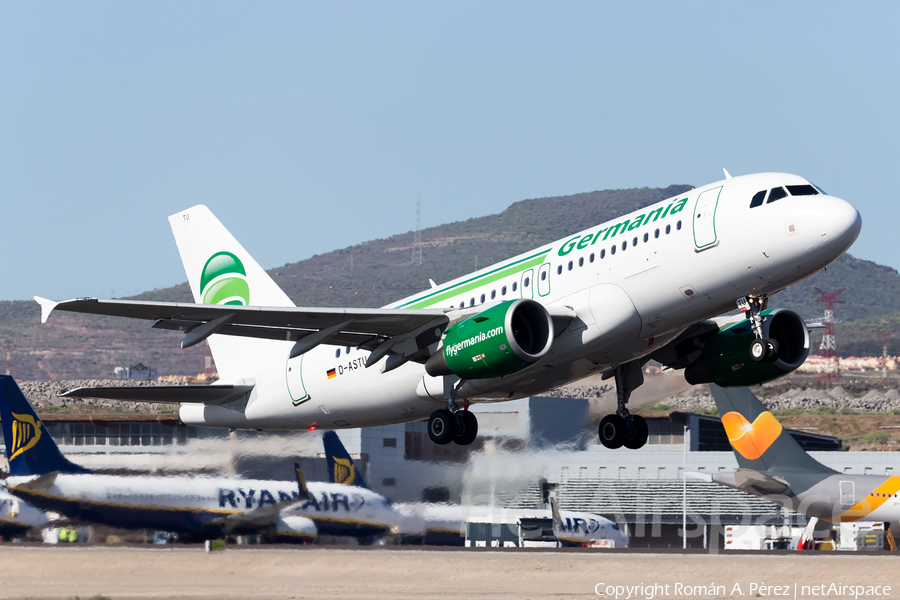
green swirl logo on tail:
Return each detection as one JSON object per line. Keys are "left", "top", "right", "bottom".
{"left": 200, "top": 251, "right": 250, "bottom": 305}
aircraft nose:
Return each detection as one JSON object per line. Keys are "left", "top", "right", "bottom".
{"left": 817, "top": 195, "right": 862, "bottom": 256}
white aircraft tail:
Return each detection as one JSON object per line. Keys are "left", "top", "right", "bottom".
{"left": 168, "top": 205, "right": 294, "bottom": 379}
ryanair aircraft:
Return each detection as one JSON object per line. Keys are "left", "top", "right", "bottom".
{"left": 704, "top": 385, "right": 900, "bottom": 535}
{"left": 37, "top": 172, "right": 861, "bottom": 449}
{"left": 0, "top": 483, "right": 47, "bottom": 539}
{"left": 0, "top": 376, "right": 401, "bottom": 543}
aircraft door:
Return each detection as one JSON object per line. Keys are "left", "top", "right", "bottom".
{"left": 693, "top": 186, "right": 722, "bottom": 251}
{"left": 537, "top": 263, "right": 551, "bottom": 297}
{"left": 521, "top": 269, "right": 534, "bottom": 299}
{"left": 286, "top": 355, "right": 310, "bottom": 405}
{"left": 840, "top": 480, "right": 855, "bottom": 506}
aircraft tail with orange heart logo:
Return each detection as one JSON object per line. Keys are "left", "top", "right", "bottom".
{"left": 709, "top": 384, "right": 836, "bottom": 477}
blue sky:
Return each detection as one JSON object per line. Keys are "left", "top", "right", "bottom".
{"left": 2, "top": 2, "right": 898, "bottom": 301}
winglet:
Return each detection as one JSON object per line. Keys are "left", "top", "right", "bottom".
{"left": 723, "top": 168, "right": 732, "bottom": 179}
{"left": 429, "top": 279, "right": 438, "bottom": 289}
{"left": 549, "top": 497, "right": 563, "bottom": 534}
{"left": 294, "top": 462, "right": 310, "bottom": 501}
{"left": 33, "top": 297, "right": 59, "bottom": 324}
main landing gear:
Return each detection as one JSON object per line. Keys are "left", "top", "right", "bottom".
{"left": 737, "top": 295, "right": 780, "bottom": 362}
{"left": 428, "top": 377, "right": 478, "bottom": 446}
{"left": 598, "top": 361, "right": 649, "bottom": 450}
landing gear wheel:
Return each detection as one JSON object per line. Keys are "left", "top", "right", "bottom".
{"left": 750, "top": 339, "right": 767, "bottom": 362}
{"left": 764, "top": 338, "right": 781, "bottom": 362}
{"left": 623, "top": 415, "right": 649, "bottom": 450}
{"left": 428, "top": 409, "right": 454, "bottom": 445}
{"left": 599, "top": 414, "right": 626, "bottom": 449}
{"left": 452, "top": 411, "right": 478, "bottom": 446}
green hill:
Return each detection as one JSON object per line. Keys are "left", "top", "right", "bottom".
{"left": 3, "top": 184, "right": 898, "bottom": 380}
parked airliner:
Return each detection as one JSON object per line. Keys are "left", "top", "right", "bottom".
{"left": 322, "top": 430, "right": 628, "bottom": 547}
{"left": 0, "top": 482, "right": 47, "bottom": 539}
{"left": 704, "top": 384, "right": 900, "bottom": 534}
{"left": 37, "top": 172, "right": 861, "bottom": 449}
{"left": 0, "top": 375, "right": 402, "bottom": 543}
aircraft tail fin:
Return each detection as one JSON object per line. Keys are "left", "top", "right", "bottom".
{"left": 709, "top": 384, "right": 836, "bottom": 476}
{"left": 168, "top": 205, "right": 295, "bottom": 379}
{"left": 294, "top": 462, "right": 311, "bottom": 501}
{"left": 323, "top": 431, "right": 371, "bottom": 490}
{"left": 0, "top": 376, "right": 90, "bottom": 476}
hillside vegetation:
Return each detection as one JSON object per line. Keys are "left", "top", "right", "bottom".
{"left": 3, "top": 184, "right": 898, "bottom": 380}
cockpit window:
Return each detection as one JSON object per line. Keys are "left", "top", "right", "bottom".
{"left": 767, "top": 187, "right": 787, "bottom": 204}
{"left": 812, "top": 183, "right": 827, "bottom": 195}
{"left": 749, "top": 190, "right": 766, "bottom": 208}
{"left": 787, "top": 184, "right": 819, "bottom": 196}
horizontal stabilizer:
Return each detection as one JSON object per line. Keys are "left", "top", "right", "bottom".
{"left": 712, "top": 469, "right": 791, "bottom": 495}
{"left": 61, "top": 384, "right": 254, "bottom": 405}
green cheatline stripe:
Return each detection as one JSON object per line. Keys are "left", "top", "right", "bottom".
{"left": 399, "top": 249, "right": 551, "bottom": 309}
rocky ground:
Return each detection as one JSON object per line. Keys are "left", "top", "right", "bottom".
{"left": 549, "top": 378, "right": 900, "bottom": 413}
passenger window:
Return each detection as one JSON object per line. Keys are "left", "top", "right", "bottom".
{"left": 335, "top": 349, "right": 341, "bottom": 358}
{"left": 611, "top": 245, "right": 616, "bottom": 255}
{"left": 600, "top": 249, "right": 605, "bottom": 259}
{"left": 459, "top": 302, "right": 464, "bottom": 309}
{"left": 567, "top": 261, "right": 573, "bottom": 271}
{"left": 643, "top": 233, "right": 649, "bottom": 243}
{"left": 666, "top": 224, "right": 671, "bottom": 234}
{"left": 346, "top": 346, "right": 351, "bottom": 354}
{"left": 578, "top": 257, "right": 583, "bottom": 267}
{"left": 491, "top": 290, "right": 496, "bottom": 299}
{"left": 524, "top": 277, "right": 530, "bottom": 287}
{"left": 621, "top": 241, "right": 627, "bottom": 251}
{"left": 469, "top": 298, "right": 475, "bottom": 307}
{"left": 749, "top": 190, "right": 766, "bottom": 208}
{"left": 767, "top": 187, "right": 787, "bottom": 203}
{"left": 540, "top": 271, "right": 547, "bottom": 281}
{"left": 512, "top": 282, "right": 517, "bottom": 292}
{"left": 589, "top": 253, "right": 594, "bottom": 263}
{"left": 557, "top": 265, "right": 563, "bottom": 275}
{"left": 632, "top": 237, "right": 638, "bottom": 246}
{"left": 654, "top": 228, "right": 660, "bottom": 238}
{"left": 501, "top": 285, "right": 507, "bottom": 295}
{"left": 786, "top": 184, "right": 819, "bottom": 196}
{"left": 677, "top": 220, "right": 682, "bottom": 230}
{"left": 480, "top": 293, "right": 485, "bottom": 304}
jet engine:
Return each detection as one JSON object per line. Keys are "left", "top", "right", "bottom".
{"left": 425, "top": 299, "right": 553, "bottom": 379}
{"left": 684, "top": 308, "right": 810, "bottom": 387}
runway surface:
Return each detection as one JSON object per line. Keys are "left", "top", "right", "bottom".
{"left": 0, "top": 546, "right": 896, "bottom": 599}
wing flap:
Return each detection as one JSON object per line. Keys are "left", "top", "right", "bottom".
{"left": 61, "top": 384, "right": 254, "bottom": 405}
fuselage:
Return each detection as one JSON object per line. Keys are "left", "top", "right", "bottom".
{"left": 394, "top": 502, "right": 629, "bottom": 547}
{"left": 180, "top": 172, "right": 861, "bottom": 431}
{"left": 733, "top": 473, "right": 900, "bottom": 532}
{"left": 5, "top": 473, "right": 397, "bottom": 540}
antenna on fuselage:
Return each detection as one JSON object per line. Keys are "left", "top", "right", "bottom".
{"left": 723, "top": 168, "right": 732, "bottom": 179}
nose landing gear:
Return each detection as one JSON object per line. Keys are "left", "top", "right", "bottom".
{"left": 428, "top": 377, "right": 479, "bottom": 446}
{"left": 598, "top": 362, "right": 649, "bottom": 450}
{"left": 738, "top": 295, "right": 780, "bottom": 362}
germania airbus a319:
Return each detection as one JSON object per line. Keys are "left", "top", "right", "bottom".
{"left": 37, "top": 172, "right": 861, "bottom": 449}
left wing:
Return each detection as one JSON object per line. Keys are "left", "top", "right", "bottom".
{"left": 35, "top": 296, "right": 449, "bottom": 365}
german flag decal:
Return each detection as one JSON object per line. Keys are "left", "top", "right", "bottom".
{"left": 326, "top": 368, "right": 337, "bottom": 380}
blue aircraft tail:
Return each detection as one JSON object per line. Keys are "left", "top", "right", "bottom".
{"left": 0, "top": 376, "right": 90, "bottom": 476}
{"left": 322, "top": 431, "right": 370, "bottom": 490}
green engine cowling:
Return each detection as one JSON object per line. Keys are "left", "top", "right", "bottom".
{"left": 684, "top": 308, "right": 810, "bottom": 387}
{"left": 425, "top": 299, "right": 554, "bottom": 379}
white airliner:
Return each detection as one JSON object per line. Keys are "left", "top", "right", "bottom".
{"left": 37, "top": 172, "right": 861, "bottom": 449}
{"left": 0, "top": 376, "right": 403, "bottom": 543}
{"left": 322, "top": 430, "right": 628, "bottom": 547}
